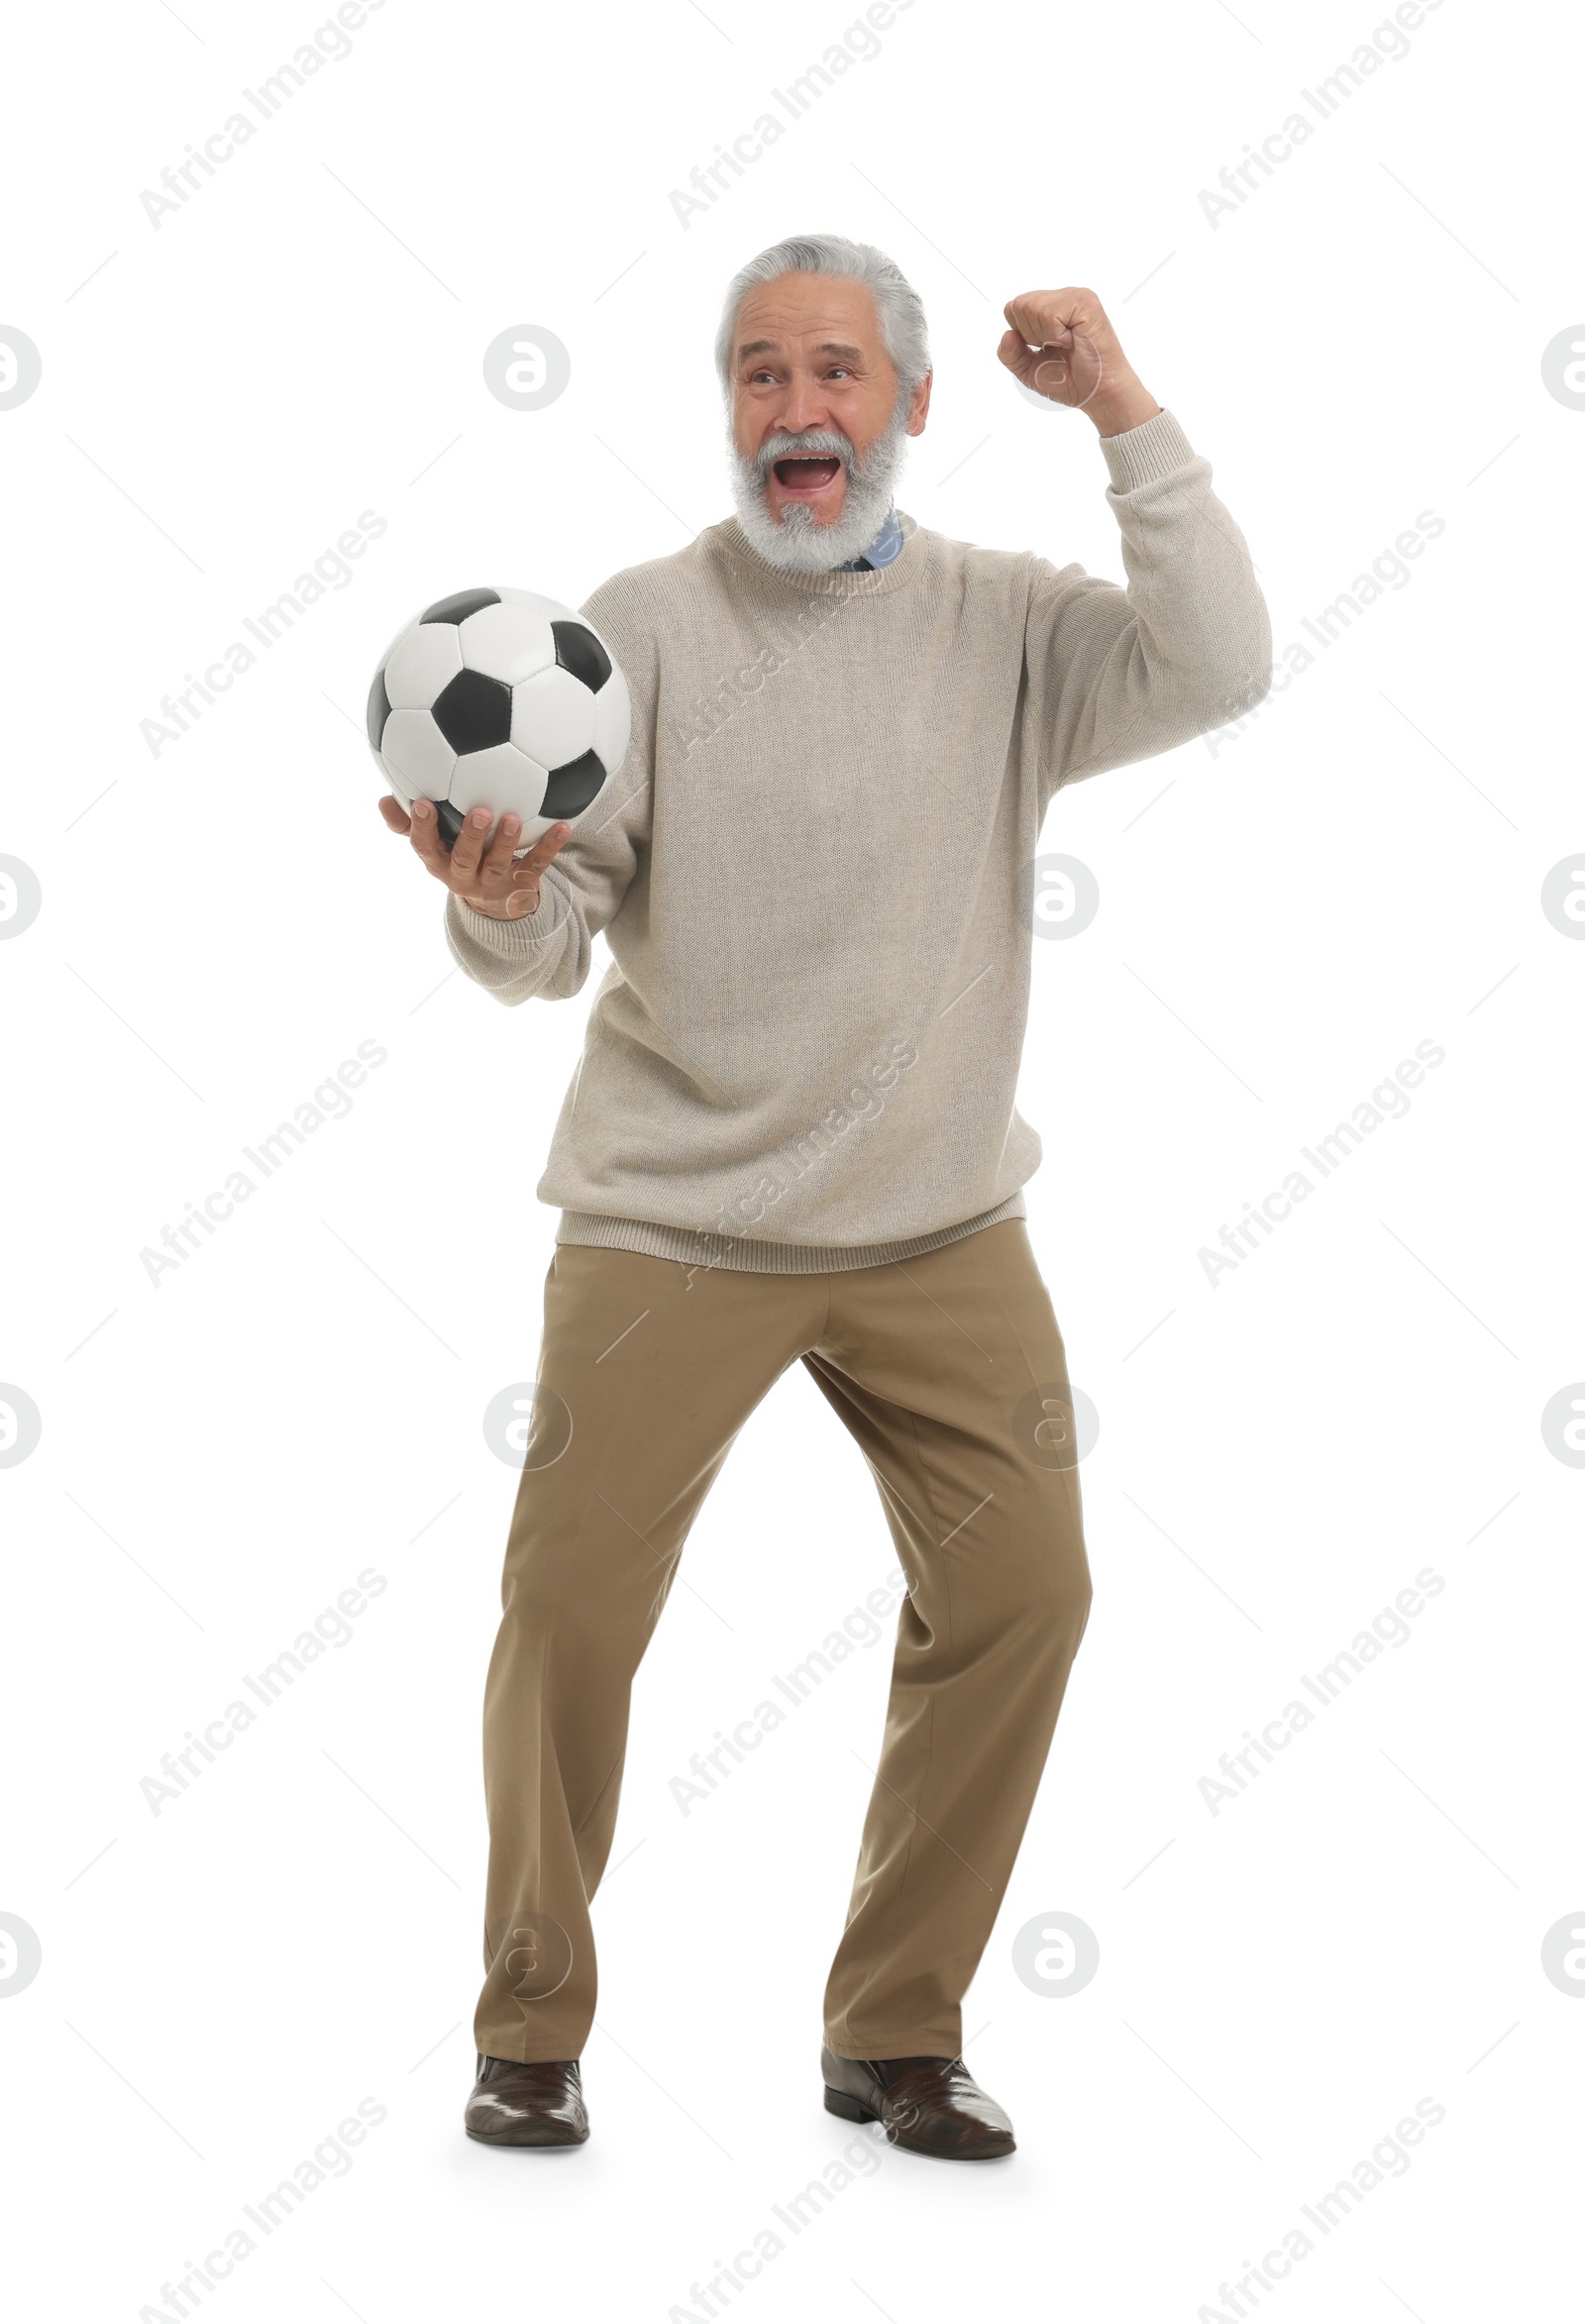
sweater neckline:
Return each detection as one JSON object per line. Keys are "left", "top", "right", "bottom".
{"left": 711, "top": 508, "right": 922, "bottom": 597}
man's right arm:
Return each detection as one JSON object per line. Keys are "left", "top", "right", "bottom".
{"left": 443, "top": 746, "right": 651, "bottom": 1006}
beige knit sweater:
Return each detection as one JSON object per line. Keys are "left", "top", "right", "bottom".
{"left": 444, "top": 408, "right": 1270, "bottom": 1272}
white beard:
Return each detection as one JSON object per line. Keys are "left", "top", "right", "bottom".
{"left": 727, "top": 398, "right": 911, "bottom": 574}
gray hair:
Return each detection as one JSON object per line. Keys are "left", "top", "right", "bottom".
{"left": 714, "top": 234, "right": 931, "bottom": 399}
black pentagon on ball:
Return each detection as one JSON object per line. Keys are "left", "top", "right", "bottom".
{"left": 421, "top": 587, "right": 501, "bottom": 625}
{"left": 366, "top": 662, "right": 390, "bottom": 753}
{"left": 541, "top": 751, "right": 608, "bottom": 819}
{"left": 551, "top": 619, "right": 611, "bottom": 692}
{"left": 432, "top": 668, "right": 512, "bottom": 753}
{"left": 435, "top": 800, "right": 467, "bottom": 848}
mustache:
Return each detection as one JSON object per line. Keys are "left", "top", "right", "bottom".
{"left": 753, "top": 428, "right": 856, "bottom": 476}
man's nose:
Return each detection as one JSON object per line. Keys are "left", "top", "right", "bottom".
{"left": 777, "top": 379, "right": 833, "bottom": 435}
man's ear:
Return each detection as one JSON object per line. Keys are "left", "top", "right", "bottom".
{"left": 907, "top": 371, "right": 933, "bottom": 436}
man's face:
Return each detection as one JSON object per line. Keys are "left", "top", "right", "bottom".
{"left": 728, "top": 272, "right": 930, "bottom": 531}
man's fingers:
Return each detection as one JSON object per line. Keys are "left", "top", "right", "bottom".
{"left": 481, "top": 823, "right": 570, "bottom": 916}
{"left": 377, "top": 793, "right": 412, "bottom": 835}
{"left": 394, "top": 798, "right": 571, "bottom": 912}
{"left": 998, "top": 318, "right": 1103, "bottom": 407}
{"left": 474, "top": 811, "right": 524, "bottom": 887}
{"left": 1004, "top": 287, "right": 1098, "bottom": 343}
{"left": 1004, "top": 298, "right": 1068, "bottom": 348}
{"left": 523, "top": 822, "right": 572, "bottom": 875}
{"left": 447, "top": 805, "right": 493, "bottom": 883}
{"left": 997, "top": 328, "right": 1049, "bottom": 384}
{"left": 998, "top": 328, "right": 1068, "bottom": 389}
{"left": 407, "top": 796, "right": 451, "bottom": 872}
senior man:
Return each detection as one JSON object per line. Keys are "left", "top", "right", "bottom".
{"left": 379, "top": 233, "right": 1270, "bottom": 2159}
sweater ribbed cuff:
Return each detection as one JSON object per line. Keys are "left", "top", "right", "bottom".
{"left": 1100, "top": 406, "right": 1198, "bottom": 491}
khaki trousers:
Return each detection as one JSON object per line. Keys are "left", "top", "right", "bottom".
{"left": 475, "top": 1217, "right": 1093, "bottom": 2063}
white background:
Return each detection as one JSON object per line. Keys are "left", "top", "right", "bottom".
{"left": 2, "top": 0, "right": 1581, "bottom": 2317}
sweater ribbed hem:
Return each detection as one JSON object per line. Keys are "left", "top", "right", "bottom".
{"left": 554, "top": 1193, "right": 1028, "bottom": 1275}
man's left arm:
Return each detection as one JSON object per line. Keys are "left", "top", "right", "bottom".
{"left": 999, "top": 286, "right": 1273, "bottom": 804}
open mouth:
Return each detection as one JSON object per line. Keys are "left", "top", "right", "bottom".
{"left": 772, "top": 455, "right": 843, "bottom": 491}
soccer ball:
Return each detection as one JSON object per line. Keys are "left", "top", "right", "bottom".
{"left": 367, "top": 586, "right": 630, "bottom": 849}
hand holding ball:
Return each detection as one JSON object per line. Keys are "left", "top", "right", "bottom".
{"left": 369, "top": 584, "right": 629, "bottom": 914}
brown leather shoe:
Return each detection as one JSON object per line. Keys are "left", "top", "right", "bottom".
{"left": 465, "top": 2055, "right": 588, "bottom": 2147}
{"left": 821, "top": 2047, "right": 1015, "bottom": 2160}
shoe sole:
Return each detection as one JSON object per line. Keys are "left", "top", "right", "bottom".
{"left": 465, "top": 2121, "right": 588, "bottom": 2148}
{"left": 822, "top": 2084, "right": 1014, "bottom": 2160}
